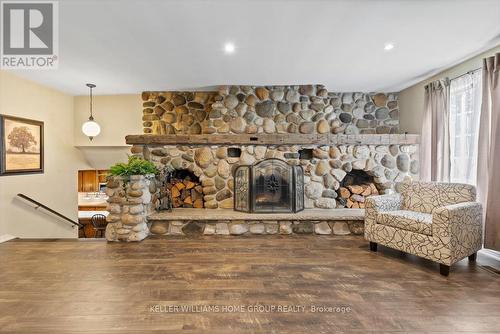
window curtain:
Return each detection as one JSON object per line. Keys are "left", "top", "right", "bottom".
{"left": 449, "top": 71, "right": 482, "bottom": 185}
{"left": 420, "top": 79, "right": 450, "bottom": 181}
{"left": 477, "top": 52, "right": 500, "bottom": 251}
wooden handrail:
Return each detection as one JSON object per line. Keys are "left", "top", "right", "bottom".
{"left": 17, "top": 193, "right": 83, "bottom": 228}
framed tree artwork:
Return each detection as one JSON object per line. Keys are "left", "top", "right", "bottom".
{"left": 0, "top": 115, "right": 44, "bottom": 176}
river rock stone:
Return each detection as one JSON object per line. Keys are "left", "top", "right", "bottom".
{"left": 315, "top": 198, "right": 336, "bottom": 209}
{"left": 315, "top": 161, "right": 329, "bottom": 176}
{"left": 270, "top": 89, "right": 284, "bottom": 101}
{"left": 229, "top": 222, "right": 248, "bottom": 235}
{"left": 218, "top": 160, "right": 230, "bottom": 178}
{"left": 263, "top": 119, "right": 275, "bottom": 133}
{"left": 239, "top": 151, "right": 255, "bottom": 165}
{"left": 375, "top": 108, "right": 389, "bottom": 120}
{"left": 224, "top": 95, "right": 239, "bottom": 109}
{"left": 150, "top": 222, "right": 168, "bottom": 235}
{"left": 410, "top": 160, "right": 419, "bottom": 174}
{"left": 299, "top": 122, "right": 314, "bottom": 134}
{"left": 230, "top": 117, "right": 246, "bottom": 133}
{"left": 216, "top": 222, "right": 229, "bottom": 235}
{"left": 331, "top": 169, "right": 347, "bottom": 182}
{"left": 245, "top": 94, "right": 257, "bottom": 106}
{"left": 255, "top": 87, "right": 269, "bottom": 100}
{"left": 285, "top": 90, "right": 300, "bottom": 103}
{"left": 332, "top": 221, "right": 351, "bottom": 235}
{"left": 216, "top": 188, "right": 232, "bottom": 201}
{"left": 348, "top": 221, "right": 364, "bottom": 235}
{"left": 249, "top": 223, "right": 265, "bottom": 234}
{"left": 339, "top": 113, "right": 352, "bottom": 123}
{"left": 265, "top": 222, "right": 279, "bottom": 234}
{"left": 194, "top": 147, "right": 213, "bottom": 168}
{"left": 172, "top": 94, "right": 186, "bottom": 106}
{"left": 305, "top": 182, "right": 323, "bottom": 199}
{"left": 323, "top": 174, "right": 335, "bottom": 188}
{"left": 279, "top": 221, "right": 293, "bottom": 234}
{"left": 322, "top": 189, "right": 337, "bottom": 198}
{"left": 317, "top": 119, "right": 329, "bottom": 134}
{"left": 277, "top": 101, "right": 291, "bottom": 114}
{"left": 256, "top": 100, "right": 275, "bottom": 118}
{"left": 381, "top": 154, "right": 396, "bottom": 169}
{"left": 372, "top": 93, "right": 388, "bottom": 107}
{"left": 203, "top": 224, "right": 216, "bottom": 235}
{"left": 396, "top": 153, "right": 410, "bottom": 172}
{"left": 292, "top": 222, "right": 313, "bottom": 234}
{"left": 353, "top": 145, "right": 370, "bottom": 159}
{"left": 314, "top": 221, "right": 332, "bottom": 235}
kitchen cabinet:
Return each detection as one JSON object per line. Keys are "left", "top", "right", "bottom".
{"left": 78, "top": 170, "right": 109, "bottom": 192}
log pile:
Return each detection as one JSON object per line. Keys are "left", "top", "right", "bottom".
{"left": 167, "top": 178, "right": 204, "bottom": 208}
{"left": 338, "top": 183, "right": 379, "bottom": 209}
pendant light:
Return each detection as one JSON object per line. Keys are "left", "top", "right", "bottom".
{"left": 81, "top": 83, "right": 101, "bottom": 140}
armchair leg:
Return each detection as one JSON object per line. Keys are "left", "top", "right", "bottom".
{"left": 439, "top": 264, "right": 450, "bottom": 276}
{"left": 369, "top": 242, "right": 378, "bottom": 252}
{"left": 468, "top": 253, "right": 477, "bottom": 262}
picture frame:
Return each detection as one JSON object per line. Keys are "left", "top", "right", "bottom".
{"left": 0, "top": 115, "right": 44, "bottom": 176}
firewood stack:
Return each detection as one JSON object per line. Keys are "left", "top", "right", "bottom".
{"left": 167, "top": 178, "right": 204, "bottom": 208}
{"left": 337, "top": 183, "right": 379, "bottom": 209}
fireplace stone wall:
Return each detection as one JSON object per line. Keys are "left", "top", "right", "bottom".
{"left": 141, "top": 85, "right": 399, "bottom": 136}
{"left": 130, "top": 142, "right": 418, "bottom": 210}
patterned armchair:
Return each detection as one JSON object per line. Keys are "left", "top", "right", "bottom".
{"left": 365, "top": 182, "right": 483, "bottom": 276}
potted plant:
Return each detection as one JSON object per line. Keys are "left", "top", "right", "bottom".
{"left": 105, "top": 156, "right": 159, "bottom": 242}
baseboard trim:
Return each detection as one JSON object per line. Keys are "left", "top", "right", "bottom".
{"left": 481, "top": 249, "right": 500, "bottom": 261}
{"left": 0, "top": 234, "right": 18, "bottom": 244}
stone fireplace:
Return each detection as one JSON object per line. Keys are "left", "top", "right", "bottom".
{"left": 109, "top": 84, "right": 420, "bottom": 239}
{"left": 234, "top": 158, "right": 304, "bottom": 213}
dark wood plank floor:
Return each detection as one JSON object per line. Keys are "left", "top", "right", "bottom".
{"left": 0, "top": 236, "right": 499, "bottom": 333}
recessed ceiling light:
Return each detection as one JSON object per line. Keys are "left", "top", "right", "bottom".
{"left": 384, "top": 43, "right": 395, "bottom": 51}
{"left": 224, "top": 42, "right": 235, "bottom": 54}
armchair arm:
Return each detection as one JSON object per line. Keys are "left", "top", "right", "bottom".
{"left": 432, "top": 202, "right": 483, "bottom": 263}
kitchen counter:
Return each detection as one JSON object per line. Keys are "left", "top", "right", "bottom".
{"left": 78, "top": 192, "right": 108, "bottom": 207}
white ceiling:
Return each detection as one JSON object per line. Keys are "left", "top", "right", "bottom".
{"left": 9, "top": 0, "right": 500, "bottom": 95}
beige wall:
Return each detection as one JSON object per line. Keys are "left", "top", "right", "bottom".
{"left": 74, "top": 94, "right": 142, "bottom": 146}
{"left": 399, "top": 45, "right": 500, "bottom": 134}
{"left": 0, "top": 71, "right": 91, "bottom": 238}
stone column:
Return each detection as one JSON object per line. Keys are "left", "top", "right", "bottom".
{"left": 105, "top": 175, "right": 156, "bottom": 242}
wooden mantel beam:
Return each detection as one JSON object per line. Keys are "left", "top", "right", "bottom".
{"left": 125, "top": 134, "right": 420, "bottom": 146}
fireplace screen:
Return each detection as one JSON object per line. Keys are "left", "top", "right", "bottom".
{"left": 234, "top": 158, "right": 304, "bottom": 213}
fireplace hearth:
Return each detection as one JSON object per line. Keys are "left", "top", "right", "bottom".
{"left": 234, "top": 159, "right": 304, "bottom": 213}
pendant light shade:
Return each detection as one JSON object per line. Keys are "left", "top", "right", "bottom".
{"left": 82, "top": 119, "right": 101, "bottom": 139}
{"left": 82, "top": 83, "right": 100, "bottom": 140}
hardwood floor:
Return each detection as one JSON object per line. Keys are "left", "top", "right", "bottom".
{"left": 0, "top": 236, "right": 499, "bottom": 333}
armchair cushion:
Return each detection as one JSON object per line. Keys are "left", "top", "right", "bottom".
{"left": 378, "top": 210, "right": 433, "bottom": 236}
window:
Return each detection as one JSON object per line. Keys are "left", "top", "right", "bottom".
{"left": 449, "top": 70, "right": 482, "bottom": 185}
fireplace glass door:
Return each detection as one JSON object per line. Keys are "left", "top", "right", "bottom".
{"left": 252, "top": 159, "right": 293, "bottom": 213}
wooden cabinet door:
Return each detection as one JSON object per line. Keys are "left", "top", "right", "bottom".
{"left": 78, "top": 170, "right": 97, "bottom": 192}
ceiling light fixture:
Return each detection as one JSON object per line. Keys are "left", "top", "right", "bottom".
{"left": 224, "top": 42, "right": 235, "bottom": 54}
{"left": 384, "top": 43, "right": 395, "bottom": 51}
{"left": 81, "top": 83, "right": 101, "bottom": 141}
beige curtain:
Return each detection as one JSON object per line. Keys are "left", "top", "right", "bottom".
{"left": 478, "top": 52, "right": 500, "bottom": 251}
{"left": 420, "top": 79, "right": 450, "bottom": 181}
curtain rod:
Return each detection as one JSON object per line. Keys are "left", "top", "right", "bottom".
{"left": 450, "top": 67, "right": 482, "bottom": 81}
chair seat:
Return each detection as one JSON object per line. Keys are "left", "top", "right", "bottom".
{"left": 377, "top": 210, "right": 433, "bottom": 236}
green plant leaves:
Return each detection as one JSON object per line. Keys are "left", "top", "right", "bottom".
{"left": 109, "top": 156, "right": 158, "bottom": 176}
